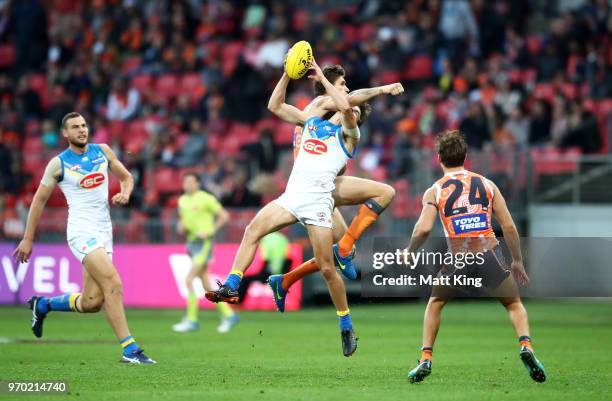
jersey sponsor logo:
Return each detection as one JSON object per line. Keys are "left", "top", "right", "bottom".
{"left": 451, "top": 213, "right": 488, "bottom": 234}
{"left": 92, "top": 156, "right": 106, "bottom": 164}
{"left": 79, "top": 172, "right": 105, "bottom": 189}
{"left": 303, "top": 139, "right": 327, "bottom": 155}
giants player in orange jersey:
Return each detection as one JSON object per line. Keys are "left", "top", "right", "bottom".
{"left": 405, "top": 130, "right": 546, "bottom": 383}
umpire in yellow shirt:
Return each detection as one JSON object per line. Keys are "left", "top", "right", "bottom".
{"left": 173, "top": 172, "right": 238, "bottom": 333}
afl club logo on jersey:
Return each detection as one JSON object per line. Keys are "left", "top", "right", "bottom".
{"left": 303, "top": 139, "right": 327, "bottom": 155}
{"left": 79, "top": 172, "right": 105, "bottom": 189}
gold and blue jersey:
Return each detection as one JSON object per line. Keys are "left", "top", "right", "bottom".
{"left": 57, "top": 143, "right": 112, "bottom": 237}
{"left": 286, "top": 116, "right": 354, "bottom": 193}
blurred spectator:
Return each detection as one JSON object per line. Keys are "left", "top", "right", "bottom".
{"left": 175, "top": 118, "right": 208, "bottom": 167}
{"left": 9, "top": 0, "right": 48, "bottom": 72}
{"left": 551, "top": 96, "right": 570, "bottom": 146}
{"left": 41, "top": 120, "right": 59, "bottom": 149}
{"left": 221, "top": 168, "right": 261, "bottom": 207}
{"left": 223, "top": 59, "right": 266, "bottom": 124}
{"left": 0, "top": 129, "right": 17, "bottom": 193}
{"left": 494, "top": 78, "right": 521, "bottom": 116}
{"left": 15, "top": 75, "right": 42, "bottom": 120}
{"left": 0, "top": 1, "right": 10, "bottom": 39}
{"left": 242, "top": 129, "right": 279, "bottom": 173}
{"left": 460, "top": 101, "right": 490, "bottom": 149}
{"left": 106, "top": 78, "right": 140, "bottom": 121}
{"left": 256, "top": 32, "right": 289, "bottom": 69}
{"left": 48, "top": 86, "right": 73, "bottom": 126}
{"left": 505, "top": 105, "right": 530, "bottom": 148}
{"left": 492, "top": 107, "right": 516, "bottom": 148}
{"left": 391, "top": 119, "right": 417, "bottom": 178}
{"left": 439, "top": 0, "right": 479, "bottom": 66}
{"left": 560, "top": 99, "right": 601, "bottom": 153}
{"left": 529, "top": 99, "right": 552, "bottom": 145}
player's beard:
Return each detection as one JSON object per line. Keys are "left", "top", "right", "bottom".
{"left": 69, "top": 135, "right": 88, "bottom": 149}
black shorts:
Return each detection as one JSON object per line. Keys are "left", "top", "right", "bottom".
{"left": 432, "top": 246, "right": 513, "bottom": 298}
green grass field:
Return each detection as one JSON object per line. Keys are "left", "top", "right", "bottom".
{"left": 1, "top": 301, "right": 611, "bottom": 401}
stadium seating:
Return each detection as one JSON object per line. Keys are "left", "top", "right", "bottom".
{"left": 1, "top": 0, "right": 610, "bottom": 242}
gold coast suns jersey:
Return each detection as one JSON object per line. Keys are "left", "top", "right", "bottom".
{"left": 286, "top": 116, "right": 354, "bottom": 193}
{"left": 433, "top": 169, "right": 497, "bottom": 252}
{"left": 57, "top": 143, "right": 112, "bottom": 237}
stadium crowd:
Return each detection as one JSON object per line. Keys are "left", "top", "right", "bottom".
{"left": 0, "top": 0, "right": 611, "bottom": 240}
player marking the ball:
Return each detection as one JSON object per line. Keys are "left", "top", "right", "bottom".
{"left": 206, "top": 56, "right": 364, "bottom": 357}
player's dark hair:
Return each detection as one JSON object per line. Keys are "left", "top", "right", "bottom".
{"left": 435, "top": 130, "right": 467, "bottom": 167}
{"left": 61, "top": 112, "right": 83, "bottom": 130}
{"left": 314, "top": 65, "right": 346, "bottom": 96}
{"left": 357, "top": 103, "right": 372, "bottom": 126}
{"left": 183, "top": 172, "right": 201, "bottom": 182}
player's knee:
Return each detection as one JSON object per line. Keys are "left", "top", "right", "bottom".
{"left": 383, "top": 184, "right": 396, "bottom": 204}
{"left": 102, "top": 276, "right": 123, "bottom": 297}
{"left": 373, "top": 183, "right": 395, "bottom": 207}
{"left": 500, "top": 297, "right": 522, "bottom": 309}
{"left": 184, "top": 276, "right": 194, "bottom": 290}
{"left": 243, "top": 222, "right": 263, "bottom": 244}
{"left": 319, "top": 263, "right": 337, "bottom": 281}
{"left": 428, "top": 297, "right": 447, "bottom": 309}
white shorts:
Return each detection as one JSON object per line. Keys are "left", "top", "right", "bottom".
{"left": 274, "top": 191, "right": 334, "bottom": 228}
{"left": 67, "top": 231, "right": 113, "bottom": 263}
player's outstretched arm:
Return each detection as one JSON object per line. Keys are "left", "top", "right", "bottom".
{"left": 267, "top": 71, "right": 309, "bottom": 126}
{"left": 491, "top": 181, "right": 529, "bottom": 285}
{"left": 316, "top": 83, "right": 404, "bottom": 112}
{"left": 405, "top": 187, "right": 438, "bottom": 264}
{"left": 13, "top": 158, "right": 61, "bottom": 263}
{"left": 348, "top": 83, "right": 404, "bottom": 105}
{"left": 100, "top": 144, "right": 134, "bottom": 206}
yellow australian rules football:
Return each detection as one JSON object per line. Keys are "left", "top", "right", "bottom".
{"left": 285, "top": 41, "right": 313, "bottom": 79}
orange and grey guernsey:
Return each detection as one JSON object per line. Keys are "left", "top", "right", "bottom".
{"left": 433, "top": 169, "right": 498, "bottom": 252}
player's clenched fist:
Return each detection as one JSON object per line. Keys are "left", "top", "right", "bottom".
{"left": 112, "top": 192, "right": 130, "bottom": 205}
{"left": 382, "top": 83, "right": 404, "bottom": 96}
{"left": 13, "top": 238, "right": 33, "bottom": 263}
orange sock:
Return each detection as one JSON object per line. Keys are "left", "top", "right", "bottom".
{"left": 519, "top": 336, "right": 533, "bottom": 351}
{"left": 420, "top": 348, "right": 433, "bottom": 362}
{"left": 338, "top": 204, "right": 379, "bottom": 256}
{"left": 281, "top": 259, "right": 319, "bottom": 290}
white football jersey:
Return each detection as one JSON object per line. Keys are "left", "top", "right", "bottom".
{"left": 56, "top": 143, "right": 112, "bottom": 238}
{"left": 286, "top": 116, "right": 355, "bottom": 193}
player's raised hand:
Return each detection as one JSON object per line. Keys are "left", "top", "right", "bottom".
{"left": 111, "top": 192, "right": 130, "bottom": 206}
{"left": 307, "top": 59, "right": 324, "bottom": 82}
{"left": 13, "top": 238, "right": 33, "bottom": 264}
{"left": 511, "top": 261, "right": 530, "bottom": 286}
{"left": 382, "top": 83, "right": 404, "bottom": 96}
